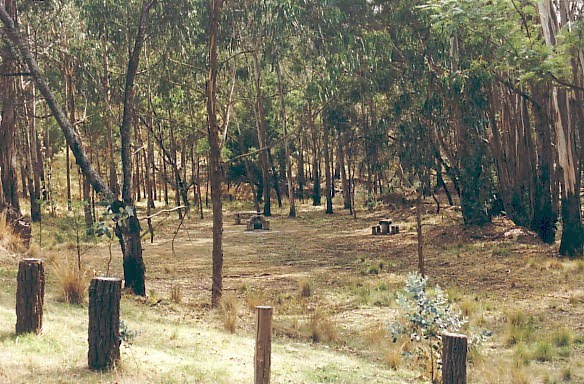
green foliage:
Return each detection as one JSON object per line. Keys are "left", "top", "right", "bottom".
{"left": 390, "top": 273, "right": 465, "bottom": 343}
{"left": 119, "top": 320, "right": 139, "bottom": 347}
{"left": 390, "top": 272, "right": 465, "bottom": 381}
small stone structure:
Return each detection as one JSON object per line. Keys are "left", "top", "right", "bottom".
{"left": 372, "top": 219, "right": 399, "bottom": 236}
{"left": 246, "top": 212, "right": 270, "bottom": 231}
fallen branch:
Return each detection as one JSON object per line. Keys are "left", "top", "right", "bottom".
{"left": 140, "top": 206, "right": 186, "bottom": 220}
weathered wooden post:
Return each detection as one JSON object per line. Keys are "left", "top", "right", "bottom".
{"left": 442, "top": 332, "right": 467, "bottom": 384}
{"left": 255, "top": 306, "right": 273, "bottom": 384}
{"left": 16, "top": 259, "right": 45, "bottom": 334}
{"left": 88, "top": 277, "right": 122, "bottom": 371}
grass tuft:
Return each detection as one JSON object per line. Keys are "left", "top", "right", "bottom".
{"left": 510, "top": 364, "right": 530, "bottom": 384}
{"left": 0, "top": 212, "right": 25, "bottom": 253}
{"left": 310, "top": 310, "right": 337, "bottom": 343}
{"left": 298, "top": 278, "right": 312, "bottom": 298}
{"left": 384, "top": 347, "right": 401, "bottom": 370}
{"left": 220, "top": 292, "right": 238, "bottom": 333}
{"left": 170, "top": 285, "right": 182, "bottom": 303}
{"left": 532, "top": 340, "right": 554, "bottom": 362}
{"left": 504, "top": 310, "right": 534, "bottom": 347}
{"left": 551, "top": 328, "right": 573, "bottom": 348}
{"left": 52, "top": 259, "right": 90, "bottom": 305}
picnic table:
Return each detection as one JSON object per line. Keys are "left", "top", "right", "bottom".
{"left": 235, "top": 211, "right": 260, "bottom": 225}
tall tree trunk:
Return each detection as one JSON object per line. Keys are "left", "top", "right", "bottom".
{"left": 275, "top": 60, "right": 296, "bottom": 217}
{"left": 116, "top": 0, "right": 156, "bottom": 295}
{"left": 251, "top": 51, "right": 271, "bottom": 216}
{"left": 20, "top": 78, "right": 42, "bottom": 222}
{"left": 162, "top": 150, "right": 169, "bottom": 205}
{"left": 102, "top": 8, "right": 119, "bottom": 198}
{"left": 63, "top": 56, "right": 73, "bottom": 211}
{"left": 323, "top": 121, "right": 333, "bottom": 214}
{"left": 236, "top": 118, "right": 260, "bottom": 212}
{"left": 0, "top": 0, "right": 20, "bottom": 214}
{"left": 168, "top": 114, "right": 183, "bottom": 219}
{"left": 308, "top": 104, "right": 321, "bottom": 206}
{"left": 297, "top": 127, "right": 305, "bottom": 202}
{"left": 538, "top": 0, "right": 583, "bottom": 257}
{"left": 531, "top": 84, "right": 557, "bottom": 244}
{"left": 207, "top": 0, "right": 224, "bottom": 307}
{"left": 337, "top": 131, "right": 351, "bottom": 209}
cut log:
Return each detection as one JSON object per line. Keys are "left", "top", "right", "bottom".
{"left": 442, "top": 332, "right": 467, "bottom": 384}
{"left": 16, "top": 258, "right": 45, "bottom": 334}
{"left": 88, "top": 277, "right": 122, "bottom": 371}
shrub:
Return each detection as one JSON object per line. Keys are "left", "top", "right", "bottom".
{"left": 389, "top": 272, "right": 466, "bottom": 382}
{"left": 119, "top": 320, "right": 139, "bottom": 346}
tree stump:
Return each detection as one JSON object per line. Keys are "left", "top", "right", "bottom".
{"left": 88, "top": 277, "right": 122, "bottom": 371}
{"left": 255, "top": 306, "right": 273, "bottom": 384}
{"left": 15, "top": 259, "right": 45, "bottom": 334}
{"left": 442, "top": 332, "right": 467, "bottom": 384}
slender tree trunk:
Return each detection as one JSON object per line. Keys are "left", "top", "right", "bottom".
{"left": 207, "top": 0, "right": 224, "bottom": 307}
{"left": 337, "top": 131, "right": 351, "bottom": 209}
{"left": 236, "top": 118, "right": 260, "bottom": 212}
{"left": 102, "top": 10, "right": 119, "bottom": 199}
{"left": 162, "top": 151, "right": 169, "bottom": 205}
{"left": 251, "top": 51, "right": 271, "bottom": 216}
{"left": 168, "top": 114, "right": 183, "bottom": 219}
{"left": 531, "top": 84, "right": 557, "bottom": 243}
{"left": 297, "top": 127, "right": 305, "bottom": 202}
{"left": 275, "top": 60, "right": 295, "bottom": 217}
{"left": 322, "top": 121, "right": 333, "bottom": 214}
{"left": 308, "top": 105, "right": 321, "bottom": 206}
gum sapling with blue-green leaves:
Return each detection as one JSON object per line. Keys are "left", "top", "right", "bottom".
{"left": 95, "top": 203, "right": 130, "bottom": 277}
{"left": 389, "top": 272, "right": 466, "bottom": 383}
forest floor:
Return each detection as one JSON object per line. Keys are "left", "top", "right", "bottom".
{"left": 0, "top": 196, "right": 583, "bottom": 383}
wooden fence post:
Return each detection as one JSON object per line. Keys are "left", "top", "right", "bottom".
{"left": 255, "top": 306, "right": 273, "bottom": 384}
{"left": 88, "top": 277, "right": 122, "bottom": 371}
{"left": 442, "top": 332, "right": 467, "bottom": 384}
{"left": 16, "top": 258, "right": 45, "bottom": 334}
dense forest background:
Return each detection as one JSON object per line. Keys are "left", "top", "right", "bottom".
{"left": 0, "top": 0, "right": 582, "bottom": 298}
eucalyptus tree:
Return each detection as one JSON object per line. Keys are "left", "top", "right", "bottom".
{"left": 0, "top": 0, "right": 157, "bottom": 295}
{"left": 419, "top": 0, "right": 582, "bottom": 253}
{"left": 0, "top": 0, "right": 20, "bottom": 214}
{"left": 207, "top": 0, "right": 224, "bottom": 307}
{"left": 537, "top": 0, "right": 583, "bottom": 257}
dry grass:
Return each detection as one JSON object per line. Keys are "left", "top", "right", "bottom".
{"left": 511, "top": 365, "right": 530, "bottom": 384}
{"left": 504, "top": 310, "right": 534, "bottom": 347}
{"left": 384, "top": 347, "right": 401, "bottom": 370}
{"left": 0, "top": 212, "right": 25, "bottom": 253}
{"left": 52, "top": 259, "right": 90, "bottom": 305}
{"left": 245, "top": 289, "right": 265, "bottom": 311}
{"left": 298, "top": 278, "right": 312, "bottom": 298}
{"left": 170, "top": 284, "right": 182, "bottom": 303}
{"left": 221, "top": 292, "right": 238, "bottom": 333}
{"left": 309, "top": 310, "right": 337, "bottom": 343}
{"left": 459, "top": 297, "right": 478, "bottom": 317}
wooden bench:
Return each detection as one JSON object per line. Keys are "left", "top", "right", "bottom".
{"left": 235, "top": 211, "right": 260, "bottom": 225}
